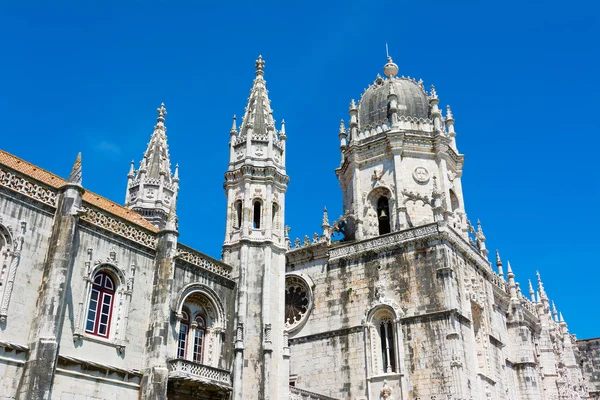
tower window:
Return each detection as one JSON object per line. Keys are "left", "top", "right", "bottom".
{"left": 377, "top": 196, "right": 391, "bottom": 235}
{"left": 193, "top": 315, "right": 206, "bottom": 363}
{"left": 234, "top": 200, "right": 242, "bottom": 229}
{"left": 85, "top": 272, "right": 116, "bottom": 338}
{"left": 253, "top": 201, "right": 261, "bottom": 229}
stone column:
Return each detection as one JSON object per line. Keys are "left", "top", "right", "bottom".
{"left": 16, "top": 154, "right": 84, "bottom": 400}
{"left": 140, "top": 215, "right": 178, "bottom": 400}
{"left": 187, "top": 322, "right": 198, "bottom": 361}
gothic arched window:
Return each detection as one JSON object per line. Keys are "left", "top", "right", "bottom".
{"left": 377, "top": 196, "right": 391, "bottom": 235}
{"left": 253, "top": 201, "right": 262, "bottom": 229}
{"left": 85, "top": 271, "right": 116, "bottom": 338}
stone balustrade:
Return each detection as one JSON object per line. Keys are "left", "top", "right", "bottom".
{"left": 167, "top": 359, "right": 232, "bottom": 389}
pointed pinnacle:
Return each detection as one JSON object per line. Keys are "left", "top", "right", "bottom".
{"left": 559, "top": 312, "right": 565, "bottom": 323}
{"left": 496, "top": 250, "right": 502, "bottom": 265}
{"left": 446, "top": 105, "right": 454, "bottom": 121}
{"left": 322, "top": 207, "right": 330, "bottom": 227}
{"left": 173, "top": 164, "right": 180, "bottom": 182}
{"left": 339, "top": 119, "right": 346, "bottom": 134}
{"left": 280, "top": 119, "right": 286, "bottom": 136}
{"left": 230, "top": 115, "right": 237, "bottom": 134}
{"left": 157, "top": 102, "right": 167, "bottom": 120}
{"left": 128, "top": 160, "right": 135, "bottom": 178}
{"left": 528, "top": 280, "right": 535, "bottom": 302}
{"left": 68, "top": 152, "right": 82, "bottom": 185}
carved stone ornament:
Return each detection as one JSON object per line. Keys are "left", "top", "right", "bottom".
{"left": 413, "top": 166, "right": 430, "bottom": 184}
{"left": 284, "top": 275, "right": 313, "bottom": 332}
{"left": 447, "top": 170, "right": 456, "bottom": 182}
{"left": 380, "top": 379, "right": 393, "bottom": 399}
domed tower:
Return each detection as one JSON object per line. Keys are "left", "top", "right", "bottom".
{"left": 335, "top": 57, "right": 467, "bottom": 240}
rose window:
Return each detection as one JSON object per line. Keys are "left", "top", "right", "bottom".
{"left": 284, "top": 275, "right": 312, "bottom": 331}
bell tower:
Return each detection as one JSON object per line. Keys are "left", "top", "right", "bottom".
{"left": 335, "top": 57, "right": 468, "bottom": 240}
{"left": 223, "top": 56, "right": 289, "bottom": 400}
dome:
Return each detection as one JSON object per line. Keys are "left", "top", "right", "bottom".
{"left": 358, "top": 75, "right": 430, "bottom": 127}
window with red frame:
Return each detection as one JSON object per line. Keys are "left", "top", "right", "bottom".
{"left": 193, "top": 315, "right": 206, "bottom": 362}
{"left": 177, "top": 311, "right": 190, "bottom": 359}
{"left": 85, "top": 272, "right": 115, "bottom": 338}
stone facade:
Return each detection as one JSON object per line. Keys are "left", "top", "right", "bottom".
{"left": 0, "top": 55, "right": 597, "bottom": 400}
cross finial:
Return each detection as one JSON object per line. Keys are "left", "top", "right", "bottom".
{"left": 157, "top": 102, "right": 167, "bottom": 119}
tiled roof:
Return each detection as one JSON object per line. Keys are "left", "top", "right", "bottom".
{"left": 0, "top": 149, "right": 158, "bottom": 233}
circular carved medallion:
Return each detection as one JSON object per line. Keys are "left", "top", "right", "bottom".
{"left": 284, "top": 275, "right": 312, "bottom": 331}
{"left": 413, "top": 167, "right": 430, "bottom": 184}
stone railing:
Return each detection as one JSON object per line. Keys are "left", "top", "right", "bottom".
{"left": 490, "top": 273, "right": 508, "bottom": 294}
{"left": 168, "top": 359, "right": 231, "bottom": 388}
{"left": 289, "top": 386, "right": 339, "bottom": 400}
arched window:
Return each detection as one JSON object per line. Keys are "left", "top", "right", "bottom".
{"left": 379, "top": 318, "right": 396, "bottom": 373}
{"left": 234, "top": 200, "right": 242, "bottom": 229}
{"left": 85, "top": 271, "right": 116, "bottom": 338}
{"left": 253, "top": 201, "right": 261, "bottom": 229}
{"left": 177, "top": 310, "right": 190, "bottom": 359}
{"left": 367, "top": 307, "right": 400, "bottom": 376}
{"left": 377, "top": 196, "right": 391, "bottom": 235}
{"left": 193, "top": 315, "right": 206, "bottom": 363}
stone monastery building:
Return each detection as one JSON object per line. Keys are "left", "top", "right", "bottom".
{"left": 1, "top": 56, "right": 599, "bottom": 400}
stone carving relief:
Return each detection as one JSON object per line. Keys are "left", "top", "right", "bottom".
{"left": 413, "top": 166, "right": 430, "bottom": 184}
{"left": 0, "top": 219, "right": 26, "bottom": 323}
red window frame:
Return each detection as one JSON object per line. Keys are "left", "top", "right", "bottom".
{"left": 177, "top": 311, "right": 190, "bottom": 359}
{"left": 85, "top": 272, "right": 115, "bottom": 338}
{"left": 193, "top": 315, "right": 206, "bottom": 363}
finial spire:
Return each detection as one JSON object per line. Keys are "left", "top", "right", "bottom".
{"left": 230, "top": 115, "right": 237, "bottom": 135}
{"left": 280, "top": 119, "right": 286, "bottom": 137}
{"left": 528, "top": 280, "right": 535, "bottom": 302}
{"left": 68, "top": 152, "right": 83, "bottom": 185}
{"left": 255, "top": 55, "right": 265, "bottom": 76}
{"left": 383, "top": 55, "right": 398, "bottom": 78}
{"left": 430, "top": 85, "right": 438, "bottom": 99}
{"left": 552, "top": 301, "right": 558, "bottom": 321}
{"left": 173, "top": 164, "right": 180, "bottom": 182}
{"left": 128, "top": 160, "right": 135, "bottom": 178}
{"left": 536, "top": 270, "right": 548, "bottom": 301}
{"left": 495, "top": 250, "right": 504, "bottom": 279}
{"left": 157, "top": 102, "right": 167, "bottom": 123}
{"left": 322, "top": 207, "right": 330, "bottom": 227}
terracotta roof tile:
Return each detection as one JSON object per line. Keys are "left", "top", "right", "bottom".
{"left": 0, "top": 150, "right": 158, "bottom": 233}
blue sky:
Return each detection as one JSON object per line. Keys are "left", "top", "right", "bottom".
{"left": 2, "top": 0, "right": 599, "bottom": 338}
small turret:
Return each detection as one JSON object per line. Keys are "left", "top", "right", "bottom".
{"left": 507, "top": 261, "right": 518, "bottom": 302}
{"left": 475, "top": 220, "right": 488, "bottom": 258}
{"left": 429, "top": 85, "right": 443, "bottom": 133}
{"left": 126, "top": 103, "right": 179, "bottom": 229}
{"left": 321, "top": 207, "right": 331, "bottom": 242}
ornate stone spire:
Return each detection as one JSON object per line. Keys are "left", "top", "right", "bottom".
{"left": 230, "top": 55, "right": 285, "bottom": 169}
{"left": 496, "top": 250, "right": 504, "bottom": 279}
{"left": 528, "top": 279, "right": 535, "bottom": 302}
{"left": 126, "top": 103, "right": 179, "bottom": 229}
{"left": 536, "top": 270, "right": 549, "bottom": 303}
{"left": 68, "top": 152, "right": 82, "bottom": 186}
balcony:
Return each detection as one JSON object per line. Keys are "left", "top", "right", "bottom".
{"left": 167, "top": 359, "right": 232, "bottom": 391}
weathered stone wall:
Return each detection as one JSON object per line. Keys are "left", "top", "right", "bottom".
{"left": 58, "top": 225, "right": 156, "bottom": 370}
{"left": 0, "top": 189, "right": 54, "bottom": 344}
{"left": 578, "top": 338, "right": 600, "bottom": 398}
{"left": 52, "top": 371, "right": 140, "bottom": 400}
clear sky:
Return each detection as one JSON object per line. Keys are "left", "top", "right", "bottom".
{"left": 2, "top": 0, "right": 599, "bottom": 338}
